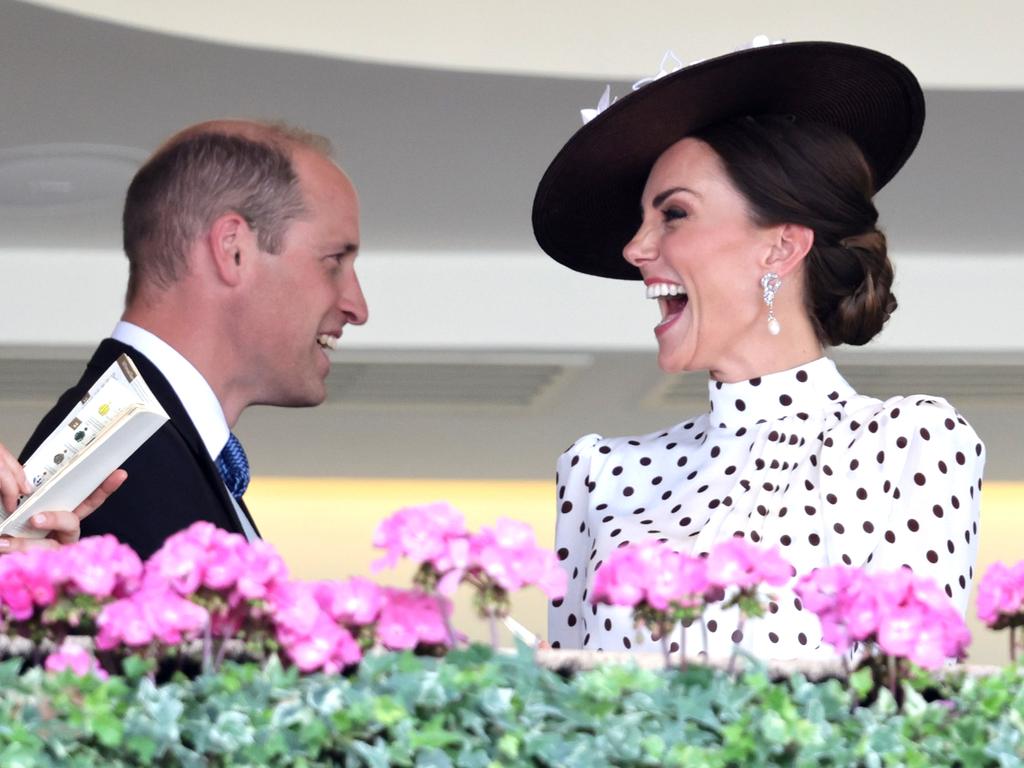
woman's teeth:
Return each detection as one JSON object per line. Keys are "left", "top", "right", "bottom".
{"left": 316, "top": 334, "right": 340, "bottom": 350}
{"left": 645, "top": 283, "right": 686, "bottom": 299}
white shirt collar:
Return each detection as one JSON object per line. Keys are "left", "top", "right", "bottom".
{"left": 111, "top": 321, "right": 230, "bottom": 461}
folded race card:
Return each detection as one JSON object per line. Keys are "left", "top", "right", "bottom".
{"left": 0, "top": 354, "right": 168, "bottom": 538}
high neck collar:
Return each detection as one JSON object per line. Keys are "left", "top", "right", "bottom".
{"left": 706, "top": 357, "right": 857, "bottom": 428}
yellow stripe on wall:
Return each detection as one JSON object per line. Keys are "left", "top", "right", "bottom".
{"left": 248, "top": 477, "right": 1021, "bottom": 664}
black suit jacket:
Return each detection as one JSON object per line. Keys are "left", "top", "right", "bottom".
{"left": 20, "top": 338, "right": 259, "bottom": 560}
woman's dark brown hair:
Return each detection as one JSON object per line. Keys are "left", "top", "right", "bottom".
{"left": 694, "top": 115, "right": 897, "bottom": 346}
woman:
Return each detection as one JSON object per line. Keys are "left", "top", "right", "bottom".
{"left": 534, "top": 41, "right": 984, "bottom": 658}
{"left": 0, "top": 440, "right": 125, "bottom": 551}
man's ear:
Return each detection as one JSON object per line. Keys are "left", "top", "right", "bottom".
{"left": 763, "top": 223, "right": 814, "bottom": 278}
{"left": 206, "top": 212, "right": 250, "bottom": 286}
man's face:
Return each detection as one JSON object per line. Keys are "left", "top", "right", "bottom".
{"left": 242, "top": 148, "right": 367, "bottom": 407}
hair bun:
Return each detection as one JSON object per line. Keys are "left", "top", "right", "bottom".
{"left": 817, "top": 228, "right": 897, "bottom": 346}
{"left": 839, "top": 230, "right": 885, "bottom": 252}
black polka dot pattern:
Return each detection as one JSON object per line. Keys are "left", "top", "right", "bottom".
{"left": 549, "top": 358, "right": 983, "bottom": 664}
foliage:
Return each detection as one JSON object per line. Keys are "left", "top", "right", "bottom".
{"left": 0, "top": 647, "right": 1021, "bottom": 767}
{"left": 0, "top": 509, "right": 1021, "bottom": 764}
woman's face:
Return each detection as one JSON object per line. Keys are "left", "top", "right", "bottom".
{"left": 623, "top": 137, "right": 779, "bottom": 379}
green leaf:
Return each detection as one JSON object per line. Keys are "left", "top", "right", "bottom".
{"left": 849, "top": 667, "right": 874, "bottom": 701}
{"left": 120, "top": 655, "right": 155, "bottom": 681}
{"left": 91, "top": 710, "right": 124, "bottom": 747}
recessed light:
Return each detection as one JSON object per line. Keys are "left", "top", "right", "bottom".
{"left": 0, "top": 143, "right": 147, "bottom": 209}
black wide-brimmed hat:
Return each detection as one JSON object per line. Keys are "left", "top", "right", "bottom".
{"left": 532, "top": 41, "right": 925, "bottom": 280}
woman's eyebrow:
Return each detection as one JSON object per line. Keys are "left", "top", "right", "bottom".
{"left": 649, "top": 186, "right": 701, "bottom": 210}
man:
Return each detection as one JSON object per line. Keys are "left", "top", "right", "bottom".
{"left": 20, "top": 120, "right": 368, "bottom": 559}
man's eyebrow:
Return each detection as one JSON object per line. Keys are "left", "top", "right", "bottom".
{"left": 649, "top": 186, "right": 701, "bottom": 210}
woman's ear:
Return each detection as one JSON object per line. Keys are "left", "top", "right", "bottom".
{"left": 764, "top": 223, "right": 814, "bottom": 278}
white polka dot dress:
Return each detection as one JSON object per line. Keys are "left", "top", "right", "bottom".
{"left": 548, "top": 357, "right": 984, "bottom": 659}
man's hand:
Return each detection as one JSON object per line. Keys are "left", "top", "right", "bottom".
{"left": 0, "top": 440, "right": 127, "bottom": 553}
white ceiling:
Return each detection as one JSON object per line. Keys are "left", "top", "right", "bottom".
{"left": 1, "top": 0, "right": 1023, "bottom": 257}
{"left": 25, "top": 0, "right": 1024, "bottom": 88}
{"left": 0, "top": 1, "right": 1021, "bottom": 482}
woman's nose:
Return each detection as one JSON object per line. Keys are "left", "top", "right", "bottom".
{"left": 623, "top": 221, "right": 657, "bottom": 267}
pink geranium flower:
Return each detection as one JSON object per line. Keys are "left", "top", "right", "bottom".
{"left": 269, "top": 580, "right": 364, "bottom": 673}
{"left": 373, "top": 506, "right": 568, "bottom": 630}
{"left": 314, "top": 577, "right": 385, "bottom": 627}
{"left": 45, "top": 640, "right": 108, "bottom": 680}
{"left": 372, "top": 502, "right": 468, "bottom": 573}
{"left": 706, "top": 538, "right": 792, "bottom": 590}
{"left": 976, "top": 561, "right": 1024, "bottom": 628}
{"left": 796, "top": 566, "right": 970, "bottom": 669}
{"left": 281, "top": 612, "right": 361, "bottom": 673}
{"left": 470, "top": 518, "right": 567, "bottom": 599}
{"left": 95, "top": 588, "right": 209, "bottom": 651}
{"left": 591, "top": 543, "right": 653, "bottom": 607}
{"left": 0, "top": 536, "right": 142, "bottom": 634}
{"left": 65, "top": 535, "right": 143, "bottom": 598}
{"left": 375, "top": 588, "right": 453, "bottom": 650}
{"left": 141, "top": 522, "right": 289, "bottom": 645}
{"left": 591, "top": 540, "right": 712, "bottom": 612}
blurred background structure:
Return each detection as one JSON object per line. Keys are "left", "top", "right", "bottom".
{"left": 1, "top": 0, "right": 1021, "bottom": 662}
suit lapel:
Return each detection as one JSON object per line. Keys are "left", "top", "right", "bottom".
{"left": 86, "top": 339, "right": 255, "bottom": 536}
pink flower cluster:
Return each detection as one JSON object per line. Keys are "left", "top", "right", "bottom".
{"left": 45, "top": 640, "right": 108, "bottom": 680}
{"left": 313, "top": 577, "right": 454, "bottom": 652}
{"left": 976, "top": 561, "right": 1024, "bottom": 629}
{"left": 95, "top": 524, "right": 284, "bottom": 653}
{"left": 3, "top": 508, "right": 567, "bottom": 677}
{"left": 145, "top": 523, "right": 288, "bottom": 610}
{"left": 373, "top": 504, "right": 567, "bottom": 603}
{"left": 470, "top": 518, "right": 567, "bottom": 600}
{"left": 796, "top": 566, "right": 970, "bottom": 669}
{"left": 95, "top": 588, "right": 209, "bottom": 651}
{"left": 592, "top": 538, "right": 792, "bottom": 612}
{"left": 314, "top": 576, "right": 385, "bottom": 627}
{"left": 375, "top": 588, "right": 454, "bottom": 650}
{"left": 373, "top": 503, "right": 470, "bottom": 594}
{"left": 85, "top": 522, "right": 456, "bottom": 670}
{"left": 0, "top": 535, "right": 142, "bottom": 623}
{"left": 270, "top": 581, "right": 362, "bottom": 673}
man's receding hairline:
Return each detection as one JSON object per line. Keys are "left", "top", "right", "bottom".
{"left": 156, "top": 119, "right": 334, "bottom": 161}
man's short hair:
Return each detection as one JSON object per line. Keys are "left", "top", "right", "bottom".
{"left": 122, "top": 122, "right": 332, "bottom": 302}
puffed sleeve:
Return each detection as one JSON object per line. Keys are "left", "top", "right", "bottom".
{"left": 548, "top": 433, "right": 601, "bottom": 649}
{"left": 863, "top": 397, "right": 984, "bottom": 616}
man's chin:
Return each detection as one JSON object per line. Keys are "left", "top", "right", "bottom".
{"left": 258, "top": 384, "right": 327, "bottom": 409}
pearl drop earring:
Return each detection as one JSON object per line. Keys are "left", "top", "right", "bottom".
{"left": 761, "top": 272, "right": 782, "bottom": 336}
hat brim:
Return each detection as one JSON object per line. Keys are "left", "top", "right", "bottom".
{"left": 532, "top": 41, "right": 925, "bottom": 280}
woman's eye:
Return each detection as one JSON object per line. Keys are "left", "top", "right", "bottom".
{"left": 662, "top": 206, "right": 687, "bottom": 222}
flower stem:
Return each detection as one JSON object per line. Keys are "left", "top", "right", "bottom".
{"left": 202, "top": 618, "right": 213, "bottom": 673}
{"left": 660, "top": 632, "right": 671, "bottom": 670}
{"left": 679, "top": 623, "right": 688, "bottom": 672}
{"left": 726, "top": 614, "right": 745, "bottom": 676}
{"left": 888, "top": 654, "right": 898, "bottom": 700}
{"left": 214, "top": 636, "right": 230, "bottom": 670}
{"left": 701, "top": 617, "right": 709, "bottom": 659}
{"left": 436, "top": 594, "right": 458, "bottom": 648}
{"left": 488, "top": 612, "right": 499, "bottom": 650}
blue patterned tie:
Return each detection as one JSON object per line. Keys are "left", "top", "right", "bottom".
{"left": 216, "top": 433, "right": 250, "bottom": 500}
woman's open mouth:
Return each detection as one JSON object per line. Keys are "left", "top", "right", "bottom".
{"left": 646, "top": 282, "right": 688, "bottom": 334}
